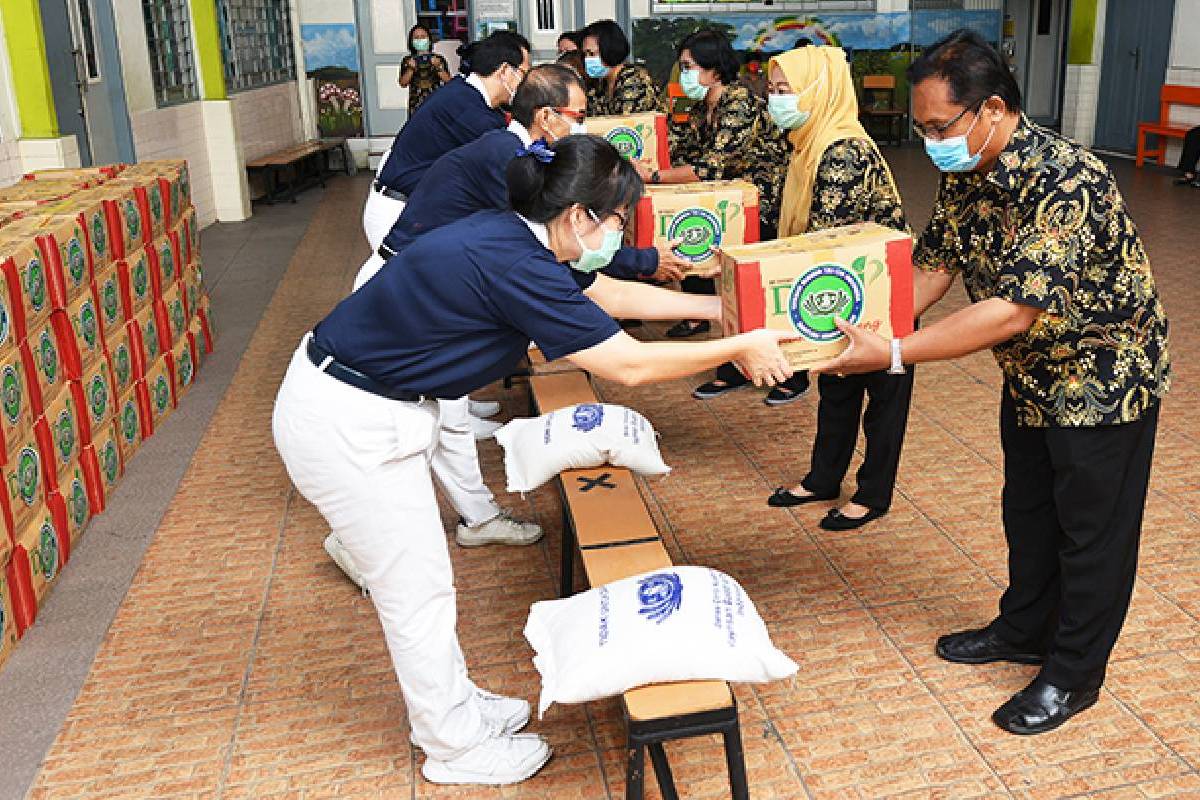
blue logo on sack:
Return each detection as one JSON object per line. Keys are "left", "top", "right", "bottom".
{"left": 638, "top": 572, "right": 683, "bottom": 624}
{"left": 572, "top": 403, "right": 604, "bottom": 432}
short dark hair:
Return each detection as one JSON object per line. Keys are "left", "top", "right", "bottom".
{"left": 507, "top": 134, "right": 643, "bottom": 224}
{"left": 678, "top": 29, "right": 740, "bottom": 85}
{"left": 407, "top": 25, "right": 431, "bottom": 54}
{"left": 557, "top": 30, "right": 582, "bottom": 49}
{"left": 907, "top": 28, "right": 1022, "bottom": 113}
{"left": 510, "top": 64, "right": 584, "bottom": 128}
{"left": 581, "top": 20, "right": 629, "bottom": 67}
{"left": 458, "top": 30, "right": 529, "bottom": 77}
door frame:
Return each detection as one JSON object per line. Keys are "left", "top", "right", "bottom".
{"left": 1094, "top": 0, "right": 1177, "bottom": 153}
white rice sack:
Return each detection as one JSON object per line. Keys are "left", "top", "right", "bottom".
{"left": 524, "top": 566, "right": 798, "bottom": 716}
{"left": 494, "top": 403, "right": 670, "bottom": 492}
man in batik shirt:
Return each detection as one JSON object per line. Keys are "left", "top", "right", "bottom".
{"left": 818, "top": 29, "right": 1169, "bottom": 736}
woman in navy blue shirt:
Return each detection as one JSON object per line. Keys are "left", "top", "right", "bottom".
{"left": 273, "top": 135, "right": 793, "bottom": 787}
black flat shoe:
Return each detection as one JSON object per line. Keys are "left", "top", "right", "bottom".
{"left": 692, "top": 375, "right": 751, "bottom": 399}
{"left": 992, "top": 676, "right": 1100, "bottom": 735}
{"left": 1174, "top": 174, "right": 1195, "bottom": 185}
{"left": 935, "top": 627, "right": 1045, "bottom": 665}
{"left": 766, "top": 487, "right": 837, "bottom": 508}
{"left": 666, "top": 320, "right": 710, "bottom": 338}
{"left": 818, "top": 506, "right": 886, "bottom": 531}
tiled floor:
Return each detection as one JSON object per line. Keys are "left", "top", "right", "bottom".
{"left": 16, "top": 148, "right": 1200, "bottom": 800}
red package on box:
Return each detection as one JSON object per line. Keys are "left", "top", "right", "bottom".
{"left": 0, "top": 566, "right": 19, "bottom": 668}
{"left": 0, "top": 431, "right": 47, "bottom": 543}
{"left": 8, "top": 505, "right": 66, "bottom": 627}
{"left": 34, "top": 386, "right": 84, "bottom": 494}
{"left": 0, "top": 347, "right": 34, "bottom": 463}
{"left": 48, "top": 462, "right": 90, "bottom": 552}
{"left": 81, "top": 421, "right": 122, "bottom": 514}
{"left": 20, "top": 318, "right": 67, "bottom": 418}
{"left": 51, "top": 289, "right": 106, "bottom": 382}
{"left": 0, "top": 237, "right": 51, "bottom": 342}
{"left": 35, "top": 213, "right": 93, "bottom": 310}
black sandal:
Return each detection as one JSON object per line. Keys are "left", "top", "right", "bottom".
{"left": 666, "top": 320, "right": 710, "bottom": 338}
{"left": 764, "top": 373, "right": 811, "bottom": 406}
{"left": 766, "top": 488, "right": 837, "bottom": 508}
{"left": 819, "top": 506, "right": 887, "bottom": 531}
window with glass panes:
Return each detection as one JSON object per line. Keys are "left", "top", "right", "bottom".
{"left": 217, "top": 0, "right": 296, "bottom": 92}
{"left": 142, "top": 0, "right": 198, "bottom": 106}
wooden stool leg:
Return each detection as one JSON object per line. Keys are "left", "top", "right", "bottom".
{"left": 559, "top": 507, "right": 575, "bottom": 598}
{"left": 723, "top": 718, "right": 749, "bottom": 800}
{"left": 626, "top": 744, "right": 645, "bottom": 800}
{"left": 648, "top": 742, "right": 679, "bottom": 800}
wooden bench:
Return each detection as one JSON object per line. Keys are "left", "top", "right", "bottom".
{"left": 245, "top": 138, "right": 353, "bottom": 204}
{"left": 1137, "top": 85, "right": 1200, "bottom": 167}
{"left": 527, "top": 362, "right": 748, "bottom": 800}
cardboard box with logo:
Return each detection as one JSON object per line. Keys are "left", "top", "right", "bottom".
{"left": 142, "top": 356, "right": 175, "bottom": 435}
{"left": 0, "top": 235, "right": 52, "bottom": 342}
{"left": 11, "top": 506, "right": 65, "bottom": 611}
{"left": 20, "top": 318, "right": 65, "bottom": 416}
{"left": 53, "top": 289, "right": 107, "bottom": 381}
{"left": 116, "top": 384, "right": 146, "bottom": 465}
{"left": 585, "top": 112, "right": 671, "bottom": 171}
{"left": 48, "top": 463, "right": 90, "bottom": 551}
{"left": 0, "top": 349, "right": 34, "bottom": 460}
{"left": 81, "top": 422, "right": 122, "bottom": 514}
{"left": 0, "top": 567, "right": 18, "bottom": 671}
{"left": 35, "top": 387, "right": 84, "bottom": 492}
{"left": 93, "top": 263, "right": 124, "bottom": 338}
{"left": 719, "top": 223, "right": 914, "bottom": 370}
{"left": 118, "top": 247, "right": 153, "bottom": 322}
{"left": 159, "top": 283, "right": 188, "bottom": 345}
{"left": 631, "top": 180, "right": 759, "bottom": 276}
{"left": 106, "top": 325, "right": 138, "bottom": 395}
{"left": 0, "top": 432, "right": 48, "bottom": 541}
{"left": 71, "top": 357, "right": 117, "bottom": 443}
{"left": 148, "top": 233, "right": 180, "bottom": 299}
{"left": 122, "top": 160, "right": 189, "bottom": 227}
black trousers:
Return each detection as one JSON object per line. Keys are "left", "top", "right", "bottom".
{"left": 990, "top": 391, "right": 1160, "bottom": 691}
{"left": 800, "top": 368, "right": 914, "bottom": 511}
{"left": 1178, "top": 126, "right": 1200, "bottom": 174}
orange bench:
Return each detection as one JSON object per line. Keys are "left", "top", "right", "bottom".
{"left": 1136, "top": 84, "right": 1200, "bottom": 167}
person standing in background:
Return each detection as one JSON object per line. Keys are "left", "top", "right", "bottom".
{"left": 398, "top": 25, "right": 451, "bottom": 117}
{"left": 1174, "top": 125, "right": 1200, "bottom": 187}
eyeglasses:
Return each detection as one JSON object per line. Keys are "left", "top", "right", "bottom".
{"left": 912, "top": 100, "right": 982, "bottom": 141}
{"left": 678, "top": 59, "right": 698, "bottom": 71}
{"left": 589, "top": 208, "right": 628, "bottom": 229}
{"left": 552, "top": 107, "right": 586, "bottom": 123}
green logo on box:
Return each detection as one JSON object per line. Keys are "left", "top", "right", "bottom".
{"left": 38, "top": 521, "right": 58, "bottom": 580}
{"left": 604, "top": 125, "right": 645, "bottom": 160}
{"left": 178, "top": 349, "right": 194, "bottom": 386}
{"left": 101, "top": 280, "right": 119, "bottom": 324}
{"left": 121, "top": 400, "right": 138, "bottom": 443}
{"left": 89, "top": 373, "right": 109, "bottom": 421}
{"left": 114, "top": 345, "right": 131, "bottom": 387}
{"left": 170, "top": 299, "right": 185, "bottom": 334}
{"left": 0, "top": 300, "right": 10, "bottom": 347}
{"left": 150, "top": 189, "right": 163, "bottom": 223}
{"left": 67, "top": 237, "right": 86, "bottom": 285}
{"left": 80, "top": 302, "right": 98, "bottom": 349}
{"left": 27, "top": 258, "right": 46, "bottom": 311}
{"left": 667, "top": 208, "right": 722, "bottom": 264}
{"left": 2, "top": 365, "right": 20, "bottom": 424}
{"left": 124, "top": 199, "right": 140, "bottom": 242}
{"left": 70, "top": 478, "right": 87, "bottom": 526}
{"left": 39, "top": 330, "right": 57, "bottom": 385}
{"left": 91, "top": 213, "right": 106, "bottom": 257}
{"left": 133, "top": 259, "right": 149, "bottom": 300}
{"left": 145, "top": 319, "right": 159, "bottom": 360}
{"left": 17, "top": 446, "right": 39, "bottom": 506}
{"left": 787, "top": 264, "right": 865, "bottom": 343}
{"left": 153, "top": 375, "right": 170, "bottom": 412}
{"left": 101, "top": 440, "right": 119, "bottom": 482}
{"left": 160, "top": 243, "right": 174, "bottom": 282}
{"left": 54, "top": 410, "right": 75, "bottom": 463}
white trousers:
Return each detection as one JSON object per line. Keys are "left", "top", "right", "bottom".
{"left": 362, "top": 189, "right": 406, "bottom": 252}
{"left": 272, "top": 341, "right": 490, "bottom": 760}
{"left": 352, "top": 254, "right": 500, "bottom": 527}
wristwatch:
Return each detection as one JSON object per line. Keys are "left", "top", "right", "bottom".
{"left": 888, "top": 338, "right": 906, "bottom": 375}
{"left": 650, "top": 169, "right": 661, "bottom": 184}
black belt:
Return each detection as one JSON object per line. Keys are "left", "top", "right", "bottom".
{"left": 307, "top": 338, "right": 432, "bottom": 402}
{"left": 372, "top": 181, "right": 407, "bottom": 202}
{"left": 377, "top": 243, "right": 396, "bottom": 260}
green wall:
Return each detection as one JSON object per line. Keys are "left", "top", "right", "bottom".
{"left": 1068, "top": 0, "right": 1100, "bottom": 65}
{"left": 0, "top": 0, "right": 58, "bottom": 137}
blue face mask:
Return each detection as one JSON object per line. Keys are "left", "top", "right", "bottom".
{"left": 571, "top": 209, "right": 623, "bottom": 273}
{"left": 923, "top": 108, "right": 996, "bottom": 172}
{"left": 584, "top": 56, "right": 609, "bottom": 79}
{"left": 767, "top": 94, "right": 810, "bottom": 130}
{"left": 679, "top": 69, "right": 708, "bottom": 101}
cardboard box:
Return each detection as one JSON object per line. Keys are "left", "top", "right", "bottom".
{"left": 107, "top": 325, "right": 138, "bottom": 394}
{"left": 194, "top": 295, "right": 214, "bottom": 355}
{"left": 93, "top": 264, "right": 124, "bottom": 338}
{"left": 169, "top": 335, "right": 196, "bottom": 401}
{"left": 52, "top": 289, "right": 107, "bottom": 381}
{"left": 0, "top": 183, "right": 76, "bottom": 212}
{"left": 48, "top": 463, "right": 90, "bottom": 552}
{"left": 21, "top": 319, "right": 65, "bottom": 416}
{"left": 0, "top": 349, "right": 34, "bottom": 462}
{"left": 148, "top": 232, "right": 180, "bottom": 299}
{"left": 123, "top": 160, "right": 189, "bottom": 226}
{"left": 719, "top": 223, "right": 914, "bottom": 369}
{"left": 130, "top": 304, "right": 165, "bottom": 375}
{"left": 180, "top": 261, "right": 204, "bottom": 320}
{"left": 23, "top": 165, "right": 124, "bottom": 183}
{"left": 116, "top": 382, "right": 148, "bottom": 464}
{"left": 584, "top": 112, "right": 671, "bottom": 171}
{"left": 36, "top": 196, "right": 111, "bottom": 273}
{"left": 5, "top": 551, "right": 34, "bottom": 635}
{"left": 632, "top": 180, "right": 760, "bottom": 275}
{"left": 0, "top": 236, "right": 52, "bottom": 342}
{"left": 11, "top": 504, "right": 65, "bottom": 612}
{"left": 143, "top": 355, "right": 174, "bottom": 433}
{"left": 160, "top": 283, "right": 188, "bottom": 346}
{"left": 71, "top": 357, "right": 116, "bottom": 443}
{"left": 117, "top": 247, "right": 152, "bottom": 322}
{"left": 81, "top": 422, "right": 122, "bottom": 514}
{"left": 0, "top": 567, "right": 19, "bottom": 671}
{"left": 177, "top": 207, "right": 197, "bottom": 266}
{"left": 74, "top": 186, "right": 142, "bottom": 261}
{"left": 107, "top": 176, "right": 167, "bottom": 241}
{"left": 34, "top": 386, "right": 84, "bottom": 492}
{"left": 1, "top": 433, "right": 48, "bottom": 541}
{"left": 34, "top": 213, "right": 93, "bottom": 309}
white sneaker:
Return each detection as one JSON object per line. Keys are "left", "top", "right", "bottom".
{"left": 469, "top": 399, "right": 501, "bottom": 418}
{"left": 411, "top": 688, "right": 531, "bottom": 747}
{"left": 421, "top": 733, "right": 551, "bottom": 786}
{"left": 324, "top": 532, "right": 366, "bottom": 591}
{"left": 470, "top": 416, "right": 503, "bottom": 440}
{"left": 456, "top": 511, "right": 543, "bottom": 547}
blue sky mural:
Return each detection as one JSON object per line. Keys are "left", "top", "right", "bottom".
{"left": 301, "top": 24, "right": 360, "bottom": 72}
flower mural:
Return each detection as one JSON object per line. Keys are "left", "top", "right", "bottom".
{"left": 314, "top": 76, "right": 364, "bottom": 138}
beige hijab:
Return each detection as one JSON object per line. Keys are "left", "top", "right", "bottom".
{"left": 768, "top": 47, "right": 897, "bottom": 237}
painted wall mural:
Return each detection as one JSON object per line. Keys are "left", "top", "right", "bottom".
{"left": 301, "top": 23, "right": 365, "bottom": 138}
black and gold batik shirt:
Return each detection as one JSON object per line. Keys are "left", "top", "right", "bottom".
{"left": 586, "top": 63, "right": 661, "bottom": 117}
{"left": 669, "top": 84, "right": 791, "bottom": 234}
{"left": 402, "top": 53, "right": 449, "bottom": 115}
{"left": 808, "top": 138, "right": 908, "bottom": 234}
{"left": 914, "top": 116, "right": 1170, "bottom": 427}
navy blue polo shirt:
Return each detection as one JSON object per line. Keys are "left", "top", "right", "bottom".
{"left": 377, "top": 76, "right": 506, "bottom": 196}
{"left": 383, "top": 125, "right": 659, "bottom": 280}
{"left": 312, "top": 210, "right": 621, "bottom": 399}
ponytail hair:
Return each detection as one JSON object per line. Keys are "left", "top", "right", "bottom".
{"left": 507, "top": 135, "right": 642, "bottom": 224}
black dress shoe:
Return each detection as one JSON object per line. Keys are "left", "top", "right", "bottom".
{"left": 666, "top": 320, "right": 710, "bottom": 338}
{"left": 992, "top": 676, "right": 1100, "bottom": 735}
{"left": 766, "top": 487, "right": 837, "bottom": 507}
{"left": 935, "top": 627, "right": 1045, "bottom": 665}
{"left": 818, "top": 506, "right": 886, "bottom": 531}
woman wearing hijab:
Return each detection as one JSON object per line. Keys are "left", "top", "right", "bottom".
{"left": 399, "top": 24, "right": 452, "bottom": 116}
{"left": 762, "top": 45, "right": 915, "bottom": 531}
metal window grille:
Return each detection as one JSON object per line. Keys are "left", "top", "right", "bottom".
{"left": 142, "top": 0, "right": 199, "bottom": 106}
{"left": 536, "top": 0, "right": 556, "bottom": 31}
{"left": 217, "top": 0, "right": 296, "bottom": 93}
{"left": 75, "top": 0, "right": 101, "bottom": 81}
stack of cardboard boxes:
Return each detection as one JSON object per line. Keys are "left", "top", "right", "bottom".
{"left": 0, "top": 160, "right": 213, "bottom": 672}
